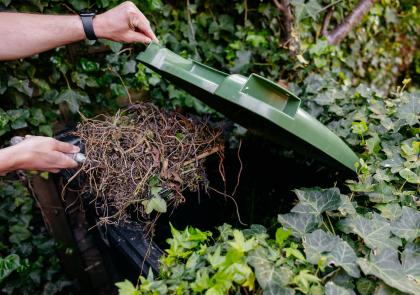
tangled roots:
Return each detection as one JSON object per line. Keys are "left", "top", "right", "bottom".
{"left": 74, "top": 103, "right": 224, "bottom": 229}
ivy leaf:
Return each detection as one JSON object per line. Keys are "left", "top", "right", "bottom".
{"left": 248, "top": 247, "right": 292, "bottom": 290}
{"left": 390, "top": 206, "right": 420, "bottom": 242}
{"left": 0, "top": 108, "right": 10, "bottom": 128}
{"left": 28, "top": 108, "right": 46, "bottom": 126}
{"left": 291, "top": 188, "right": 341, "bottom": 215}
{"left": 367, "top": 182, "right": 396, "bottom": 203}
{"left": 303, "top": 229, "right": 337, "bottom": 264}
{"left": 357, "top": 249, "right": 420, "bottom": 295}
{"left": 329, "top": 239, "right": 360, "bottom": 278}
{"left": 9, "top": 224, "right": 31, "bottom": 244}
{"left": 395, "top": 94, "right": 420, "bottom": 126}
{"left": 7, "top": 109, "right": 30, "bottom": 130}
{"left": 246, "top": 34, "right": 267, "bottom": 47}
{"left": 398, "top": 168, "right": 420, "bottom": 184}
{"left": 339, "top": 214, "right": 401, "bottom": 251}
{"left": 292, "top": 269, "right": 320, "bottom": 294}
{"left": 356, "top": 278, "right": 376, "bottom": 295}
{"left": 325, "top": 281, "right": 356, "bottom": 295}
{"left": 303, "top": 230, "right": 360, "bottom": 278}
{"left": 263, "top": 285, "right": 295, "bottom": 295}
{"left": 366, "top": 134, "right": 381, "bottom": 154}
{"left": 7, "top": 77, "right": 33, "bottom": 97}
{"left": 278, "top": 212, "right": 321, "bottom": 238}
{"left": 291, "top": 0, "right": 322, "bottom": 21}
{"left": 39, "top": 125, "right": 53, "bottom": 137}
{"left": 0, "top": 254, "right": 20, "bottom": 283}
{"left": 142, "top": 196, "right": 167, "bottom": 214}
{"left": 381, "top": 154, "right": 405, "bottom": 173}
{"left": 191, "top": 268, "right": 210, "bottom": 292}
{"left": 80, "top": 58, "right": 99, "bottom": 72}
{"left": 401, "top": 243, "right": 420, "bottom": 281}
{"left": 374, "top": 284, "right": 406, "bottom": 295}
{"left": 56, "top": 89, "right": 90, "bottom": 113}
{"left": 231, "top": 50, "right": 252, "bottom": 73}
{"left": 115, "top": 279, "right": 140, "bottom": 295}
{"left": 207, "top": 246, "right": 225, "bottom": 268}
{"left": 100, "top": 40, "right": 123, "bottom": 53}
{"left": 71, "top": 72, "right": 88, "bottom": 89}
{"left": 338, "top": 195, "right": 356, "bottom": 216}
{"left": 122, "top": 60, "right": 137, "bottom": 75}
{"left": 228, "top": 230, "right": 257, "bottom": 253}
{"left": 375, "top": 203, "right": 402, "bottom": 221}
{"left": 275, "top": 227, "right": 291, "bottom": 247}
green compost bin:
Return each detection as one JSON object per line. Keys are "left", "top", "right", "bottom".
{"left": 138, "top": 43, "right": 359, "bottom": 172}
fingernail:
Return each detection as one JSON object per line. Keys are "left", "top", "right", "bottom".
{"left": 72, "top": 146, "right": 80, "bottom": 153}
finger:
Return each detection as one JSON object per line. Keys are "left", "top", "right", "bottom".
{"left": 140, "top": 24, "right": 158, "bottom": 43}
{"left": 53, "top": 140, "right": 80, "bottom": 153}
{"left": 51, "top": 151, "right": 79, "bottom": 169}
{"left": 132, "top": 14, "right": 158, "bottom": 42}
{"left": 126, "top": 31, "right": 152, "bottom": 44}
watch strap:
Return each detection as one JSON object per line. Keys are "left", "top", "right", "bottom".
{"left": 80, "top": 12, "right": 97, "bottom": 40}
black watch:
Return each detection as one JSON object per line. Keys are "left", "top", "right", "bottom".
{"left": 79, "top": 11, "right": 97, "bottom": 40}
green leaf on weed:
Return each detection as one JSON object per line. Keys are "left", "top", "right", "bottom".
{"left": 325, "top": 281, "right": 356, "bottom": 295}
{"left": 278, "top": 212, "right": 321, "bottom": 238}
{"left": 339, "top": 214, "right": 401, "bottom": 251}
{"left": 390, "top": 206, "right": 420, "bottom": 241}
{"left": 357, "top": 249, "right": 420, "bottom": 294}
{"left": 303, "top": 229, "right": 360, "bottom": 278}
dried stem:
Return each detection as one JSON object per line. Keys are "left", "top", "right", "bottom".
{"left": 323, "top": 0, "right": 376, "bottom": 45}
{"left": 272, "top": 0, "right": 298, "bottom": 55}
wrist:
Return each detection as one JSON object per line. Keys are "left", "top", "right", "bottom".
{"left": 92, "top": 13, "right": 106, "bottom": 39}
{"left": 70, "top": 15, "right": 86, "bottom": 42}
{"left": 0, "top": 146, "right": 22, "bottom": 173}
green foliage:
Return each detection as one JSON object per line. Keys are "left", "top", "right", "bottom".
{"left": 132, "top": 224, "right": 323, "bottom": 294}
{"left": 0, "top": 254, "right": 20, "bottom": 282}
{"left": 118, "top": 85, "right": 419, "bottom": 294}
{"left": 0, "top": 180, "right": 71, "bottom": 294}
{"left": 0, "top": 0, "right": 418, "bottom": 141}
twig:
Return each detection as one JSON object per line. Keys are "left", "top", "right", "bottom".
{"left": 272, "top": 0, "right": 297, "bottom": 55}
{"left": 317, "top": 0, "right": 343, "bottom": 13}
{"left": 107, "top": 66, "right": 132, "bottom": 104}
{"left": 323, "top": 0, "right": 376, "bottom": 45}
{"left": 182, "top": 145, "right": 224, "bottom": 166}
{"left": 208, "top": 186, "right": 247, "bottom": 226}
{"left": 244, "top": 0, "right": 248, "bottom": 25}
{"left": 321, "top": 8, "right": 334, "bottom": 37}
{"left": 231, "top": 139, "right": 243, "bottom": 196}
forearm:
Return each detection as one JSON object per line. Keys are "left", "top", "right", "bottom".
{"left": 0, "top": 13, "right": 85, "bottom": 60}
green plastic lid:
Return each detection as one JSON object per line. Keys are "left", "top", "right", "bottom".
{"left": 138, "top": 43, "right": 358, "bottom": 172}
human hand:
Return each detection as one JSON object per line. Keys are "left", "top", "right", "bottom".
{"left": 93, "top": 1, "right": 158, "bottom": 44}
{"left": 1, "top": 136, "right": 80, "bottom": 173}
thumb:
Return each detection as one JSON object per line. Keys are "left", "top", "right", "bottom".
{"left": 125, "top": 31, "right": 152, "bottom": 44}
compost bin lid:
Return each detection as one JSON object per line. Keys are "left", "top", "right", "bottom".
{"left": 138, "top": 43, "right": 358, "bottom": 172}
